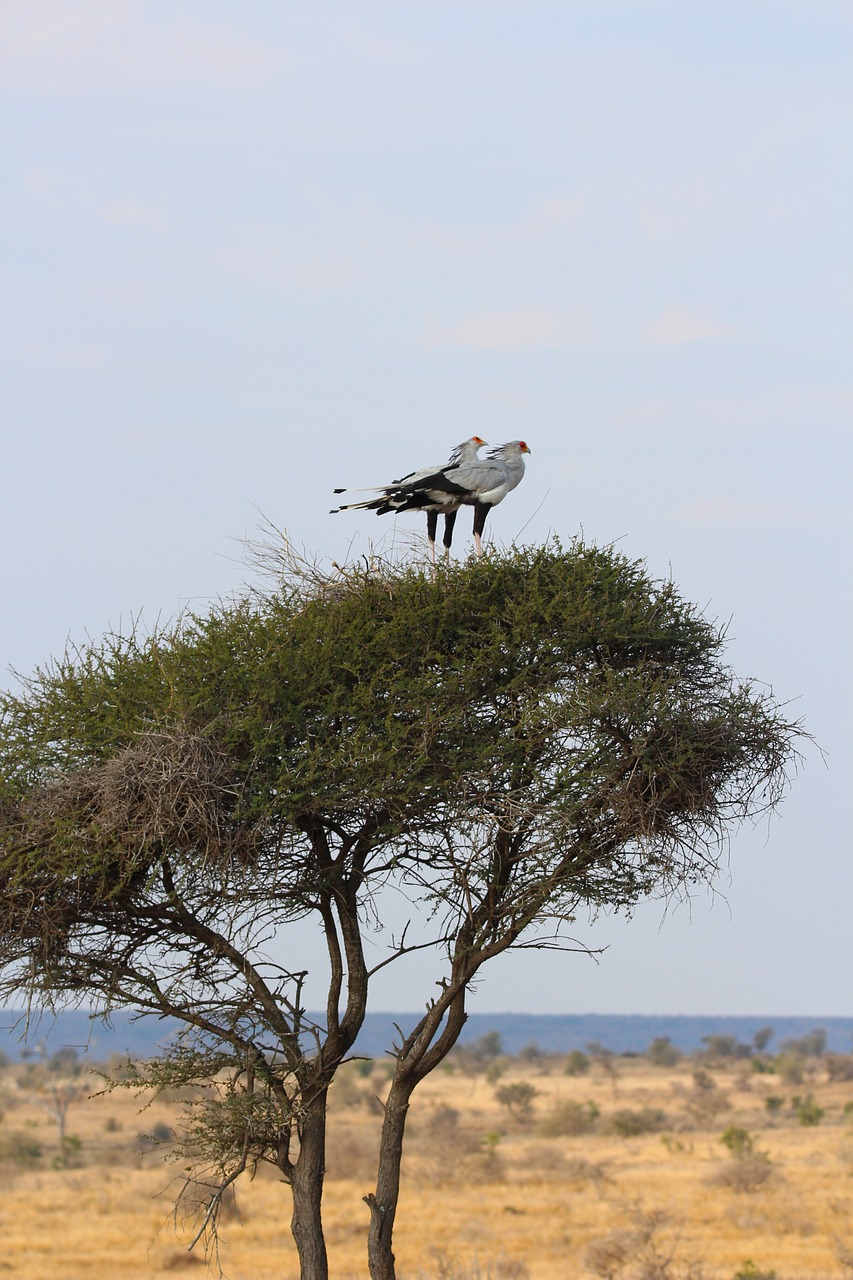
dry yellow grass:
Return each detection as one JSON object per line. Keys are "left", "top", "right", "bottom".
{"left": 2, "top": 1054, "right": 853, "bottom": 1279}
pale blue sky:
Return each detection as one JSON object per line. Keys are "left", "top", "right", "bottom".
{"left": 2, "top": 1, "right": 851, "bottom": 1016}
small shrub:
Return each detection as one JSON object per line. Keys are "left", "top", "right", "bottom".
{"left": 52, "top": 1134, "right": 84, "bottom": 1170}
{"left": 781, "top": 1029, "right": 826, "bottom": 1057}
{"left": 607, "top": 1107, "right": 667, "bottom": 1137}
{"left": 835, "top": 1236, "right": 853, "bottom": 1276}
{"left": 772, "top": 1052, "right": 805, "bottom": 1084}
{"left": 584, "top": 1206, "right": 703, "bottom": 1280}
{"left": 701, "top": 1035, "right": 751, "bottom": 1060}
{"left": 660, "top": 1134, "right": 694, "bottom": 1155}
{"left": 414, "top": 1249, "right": 529, "bottom": 1280}
{"left": 137, "top": 1121, "right": 175, "bottom": 1152}
{"left": 331, "top": 1065, "right": 370, "bottom": 1109}
{"left": 712, "top": 1128, "right": 775, "bottom": 1193}
{"left": 325, "top": 1125, "right": 377, "bottom": 1180}
{"left": 712, "top": 1152, "right": 775, "bottom": 1193}
{"left": 453, "top": 1032, "right": 503, "bottom": 1072}
{"left": 563, "top": 1155, "right": 614, "bottom": 1186}
{"left": 720, "top": 1126, "right": 755, "bottom": 1157}
{"left": 478, "top": 1132, "right": 504, "bottom": 1180}
{"left": 48, "top": 1047, "right": 82, "bottom": 1076}
{"left": 535, "top": 1098, "right": 599, "bottom": 1138}
{"left": 584, "top": 1229, "right": 633, "bottom": 1279}
{"left": 791, "top": 1094, "right": 824, "bottom": 1126}
{"left": 647, "top": 1037, "right": 681, "bottom": 1068}
{"left": 411, "top": 1107, "right": 504, "bottom": 1185}
{"left": 368, "top": 1070, "right": 391, "bottom": 1102}
{"left": 494, "top": 1081, "right": 539, "bottom": 1123}
{"left": 763, "top": 1096, "right": 784, "bottom": 1113}
{"left": 0, "top": 1132, "right": 43, "bottom": 1165}
{"left": 564, "top": 1050, "right": 590, "bottom": 1076}
{"left": 733, "top": 1261, "right": 776, "bottom": 1280}
{"left": 687, "top": 1069, "right": 729, "bottom": 1123}
{"left": 826, "top": 1054, "right": 853, "bottom": 1082}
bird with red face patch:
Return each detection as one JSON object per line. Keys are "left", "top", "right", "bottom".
{"left": 332, "top": 438, "right": 530, "bottom": 561}
{"left": 331, "top": 436, "right": 488, "bottom": 564}
{"left": 457, "top": 441, "right": 531, "bottom": 558}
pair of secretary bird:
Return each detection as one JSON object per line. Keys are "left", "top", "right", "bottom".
{"left": 331, "top": 438, "right": 531, "bottom": 565}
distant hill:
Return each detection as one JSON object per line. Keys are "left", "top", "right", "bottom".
{"left": 2, "top": 1008, "right": 851, "bottom": 1062}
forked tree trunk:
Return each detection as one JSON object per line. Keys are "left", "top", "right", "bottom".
{"left": 365, "top": 1074, "right": 416, "bottom": 1280}
{"left": 290, "top": 1099, "right": 330, "bottom": 1280}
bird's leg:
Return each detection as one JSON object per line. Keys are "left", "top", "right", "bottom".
{"left": 442, "top": 510, "right": 458, "bottom": 566}
{"left": 426, "top": 511, "right": 438, "bottom": 570}
{"left": 472, "top": 503, "right": 489, "bottom": 560}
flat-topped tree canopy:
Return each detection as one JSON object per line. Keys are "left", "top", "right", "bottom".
{"left": 0, "top": 540, "right": 801, "bottom": 1279}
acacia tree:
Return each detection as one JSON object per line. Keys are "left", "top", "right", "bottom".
{"left": 0, "top": 541, "right": 799, "bottom": 1279}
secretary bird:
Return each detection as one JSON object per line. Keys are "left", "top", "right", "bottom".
{"left": 331, "top": 436, "right": 488, "bottom": 565}
{"left": 462, "top": 441, "right": 531, "bottom": 557}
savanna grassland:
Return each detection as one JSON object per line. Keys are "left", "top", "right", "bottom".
{"left": 2, "top": 1040, "right": 853, "bottom": 1280}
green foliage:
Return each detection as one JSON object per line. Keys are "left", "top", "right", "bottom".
{"left": 790, "top": 1094, "right": 824, "bottom": 1126}
{"left": 0, "top": 542, "right": 798, "bottom": 966}
{"left": 536, "top": 1099, "right": 600, "bottom": 1137}
{"left": 647, "top": 1036, "right": 680, "bottom": 1067}
{"left": 772, "top": 1052, "right": 805, "bottom": 1084}
{"left": 0, "top": 1131, "right": 43, "bottom": 1164}
{"left": 733, "top": 1261, "right": 776, "bottom": 1280}
{"left": 825, "top": 1054, "right": 853, "bottom": 1082}
{"left": 687, "top": 1068, "right": 729, "bottom": 1123}
{"left": 781, "top": 1029, "right": 826, "bottom": 1057}
{"left": 454, "top": 1032, "right": 504, "bottom": 1073}
{"left": 485, "top": 1060, "right": 507, "bottom": 1085}
{"left": 606, "top": 1107, "right": 668, "bottom": 1137}
{"left": 763, "top": 1096, "right": 784, "bottom": 1113}
{"left": 469, "top": 1033, "right": 503, "bottom": 1061}
{"left": 494, "top": 1081, "right": 539, "bottom": 1122}
{"left": 564, "top": 1050, "right": 590, "bottom": 1076}
{"left": 720, "top": 1126, "right": 755, "bottom": 1156}
{"left": 0, "top": 541, "right": 802, "bottom": 1268}
{"left": 48, "top": 1046, "right": 81, "bottom": 1076}
{"left": 714, "top": 1129, "right": 774, "bottom": 1194}
{"left": 701, "top": 1034, "right": 751, "bottom": 1060}
{"left": 331, "top": 1065, "right": 372, "bottom": 1110}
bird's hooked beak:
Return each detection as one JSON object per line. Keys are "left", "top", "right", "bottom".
{"left": 519, "top": 441, "right": 531, "bottom": 454}
{"left": 472, "top": 436, "right": 487, "bottom": 446}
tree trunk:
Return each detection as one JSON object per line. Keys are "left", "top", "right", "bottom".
{"left": 365, "top": 1075, "right": 415, "bottom": 1280}
{"left": 290, "top": 1100, "right": 330, "bottom": 1280}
